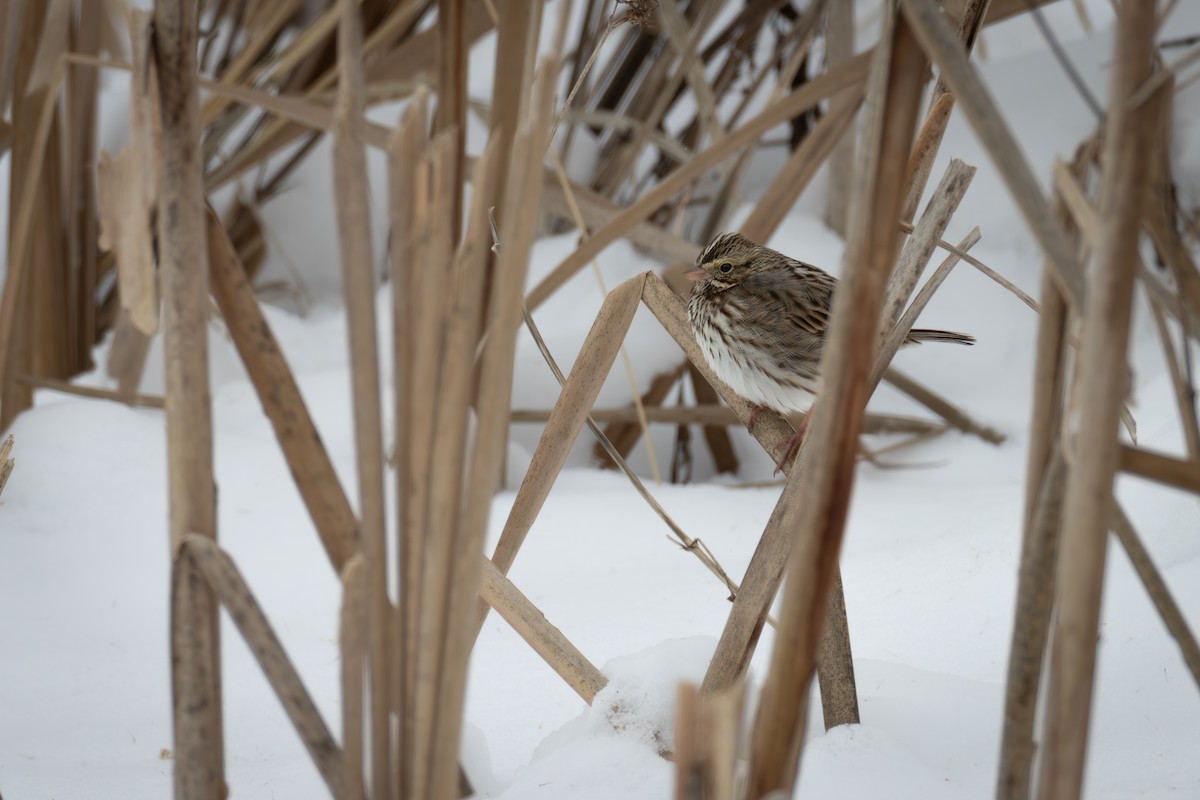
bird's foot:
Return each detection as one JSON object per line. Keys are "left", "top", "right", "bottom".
{"left": 746, "top": 403, "right": 766, "bottom": 431}
{"left": 773, "top": 406, "right": 813, "bottom": 475}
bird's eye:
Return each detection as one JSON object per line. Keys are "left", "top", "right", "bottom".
{"left": 719, "top": 263, "right": 733, "bottom": 273}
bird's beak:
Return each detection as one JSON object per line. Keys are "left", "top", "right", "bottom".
{"left": 685, "top": 268, "right": 707, "bottom": 282}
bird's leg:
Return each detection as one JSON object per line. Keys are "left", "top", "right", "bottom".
{"left": 746, "top": 403, "right": 766, "bottom": 431}
{"left": 773, "top": 406, "right": 814, "bottom": 475}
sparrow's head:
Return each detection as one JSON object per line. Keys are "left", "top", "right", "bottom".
{"left": 686, "top": 232, "right": 763, "bottom": 289}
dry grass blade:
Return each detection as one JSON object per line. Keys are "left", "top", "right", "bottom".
{"left": 182, "top": 535, "right": 344, "bottom": 797}
{"left": 883, "top": 367, "right": 1006, "bottom": 444}
{"left": 331, "top": 3, "right": 389, "bottom": 797}
{"left": 206, "top": 207, "right": 358, "bottom": 570}
{"left": 1036, "top": 4, "right": 1158, "bottom": 797}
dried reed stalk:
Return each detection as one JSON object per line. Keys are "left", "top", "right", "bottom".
{"left": 1118, "top": 444, "right": 1200, "bottom": 494}
{"left": 206, "top": 209, "right": 358, "bottom": 569}
{"left": 478, "top": 559, "right": 608, "bottom": 703}
{"left": 997, "top": 450, "right": 1068, "bottom": 800}
{"left": 152, "top": 1, "right": 224, "bottom": 796}
{"left": 340, "top": 555, "right": 368, "bottom": 800}
{"left": 182, "top": 535, "right": 344, "bottom": 796}
{"left": 824, "top": 0, "right": 857, "bottom": 235}
{"left": 901, "top": 0, "right": 990, "bottom": 222}
{"left": 746, "top": 9, "right": 927, "bottom": 794}
{"left": 900, "top": 0, "right": 1085, "bottom": 307}
{"left": 1036, "top": 4, "right": 1158, "bottom": 797}
{"left": 436, "top": 60, "right": 554, "bottom": 800}
{"left": 389, "top": 90, "right": 431, "bottom": 800}
{"left": 673, "top": 680, "right": 744, "bottom": 800}
{"left": 512, "top": 405, "right": 947, "bottom": 434}
{"left": 331, "top": 4, "right": 390, "bottom": 796}
{"left": 479, "top": 274, "right": 649, "bottom": 632}
{"left": 13, "top": 373, "right": 164, "bottom": 409}
{"left": 408, "top": 128, "right": 462, "bottom": 800}
{"left": 424, "top": 133, "right": 502, "bottom": 800}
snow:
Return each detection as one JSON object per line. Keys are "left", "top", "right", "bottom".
{"left": 4, "top": 1, "right": 1200, "bottom": 799}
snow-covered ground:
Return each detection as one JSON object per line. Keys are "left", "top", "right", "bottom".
{"left": 4, "top": 2, "right": 1200, "bottom": 798}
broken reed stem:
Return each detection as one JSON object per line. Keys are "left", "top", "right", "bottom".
{"left": 13, "top": 373, "right": 165, "bottom": 409}
{"left": 1036, "top": 5, "right": 1159, "bottom": 797}
{"left": 746, "top": 10, "right": 927, "bottom": 794}
{"left": 331, "top": 4, "right": 389, "bottom": 797}
{"left": 205, "top": 209, "right": 358, "bottom": 570}
{"left": 519, "top": 302, "right": 739, "bottom": 597}
{"left": 478, "top": 559, "right": 608, "bottom": 703}
{"left": 1119, "top": 444, "right": 1200, "bottom": 495}
{"left": 182, "top": 535, "right": 344, "bottom": 797}
{"left": 153, "top": 0, "right": 223, "bottom": 795}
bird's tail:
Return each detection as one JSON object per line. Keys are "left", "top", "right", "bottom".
{"left": 906, "top": 328, "right": 975, "bottom": 346}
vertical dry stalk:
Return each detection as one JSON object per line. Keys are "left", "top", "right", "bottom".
{"left": 389, "top": 90, "right": 431, "bottom": 799}
{"left": 673, "top": 680, "right": 744, "bottom": 800}
{"left": 824, "top": 0, "right": 856, "bottom": 235}
{"left": 408, "top": 129, "right": 462, "bottom": 800}
{"left": 206, "top": 209, "right": 358, "bottom": 569}
{"left": 153, "top": 0, "right": 223, "bottom": 796}
{"left": 435, "top": 0, "right": 465, "bottom": 233}
{"left": 341, "top": 556, "right": 368, "bottom": 800}
{"left": 332, "top": 3, "right": 390, "bottom": 797}
{"left": 427, "top": 136, "right": 504, "bottom": 800}
{"left": 435, "top": 59, "right": 554, "bottom": 800}
{"left": 997, "top": 450, "right": 1068, "bottom": 800}
{"left": 745, "top": 8, "right": 926, "bottom": 796}
{"left": 1035, "top": 4, "right": 1158, "bottom": 798}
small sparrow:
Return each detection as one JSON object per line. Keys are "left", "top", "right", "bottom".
{"left": 686, "top": 231, "right": 974, "bottom": 468}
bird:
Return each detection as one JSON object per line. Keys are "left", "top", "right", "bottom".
{"left": 686, "top": 231, "right": 974, "bottom": 470}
